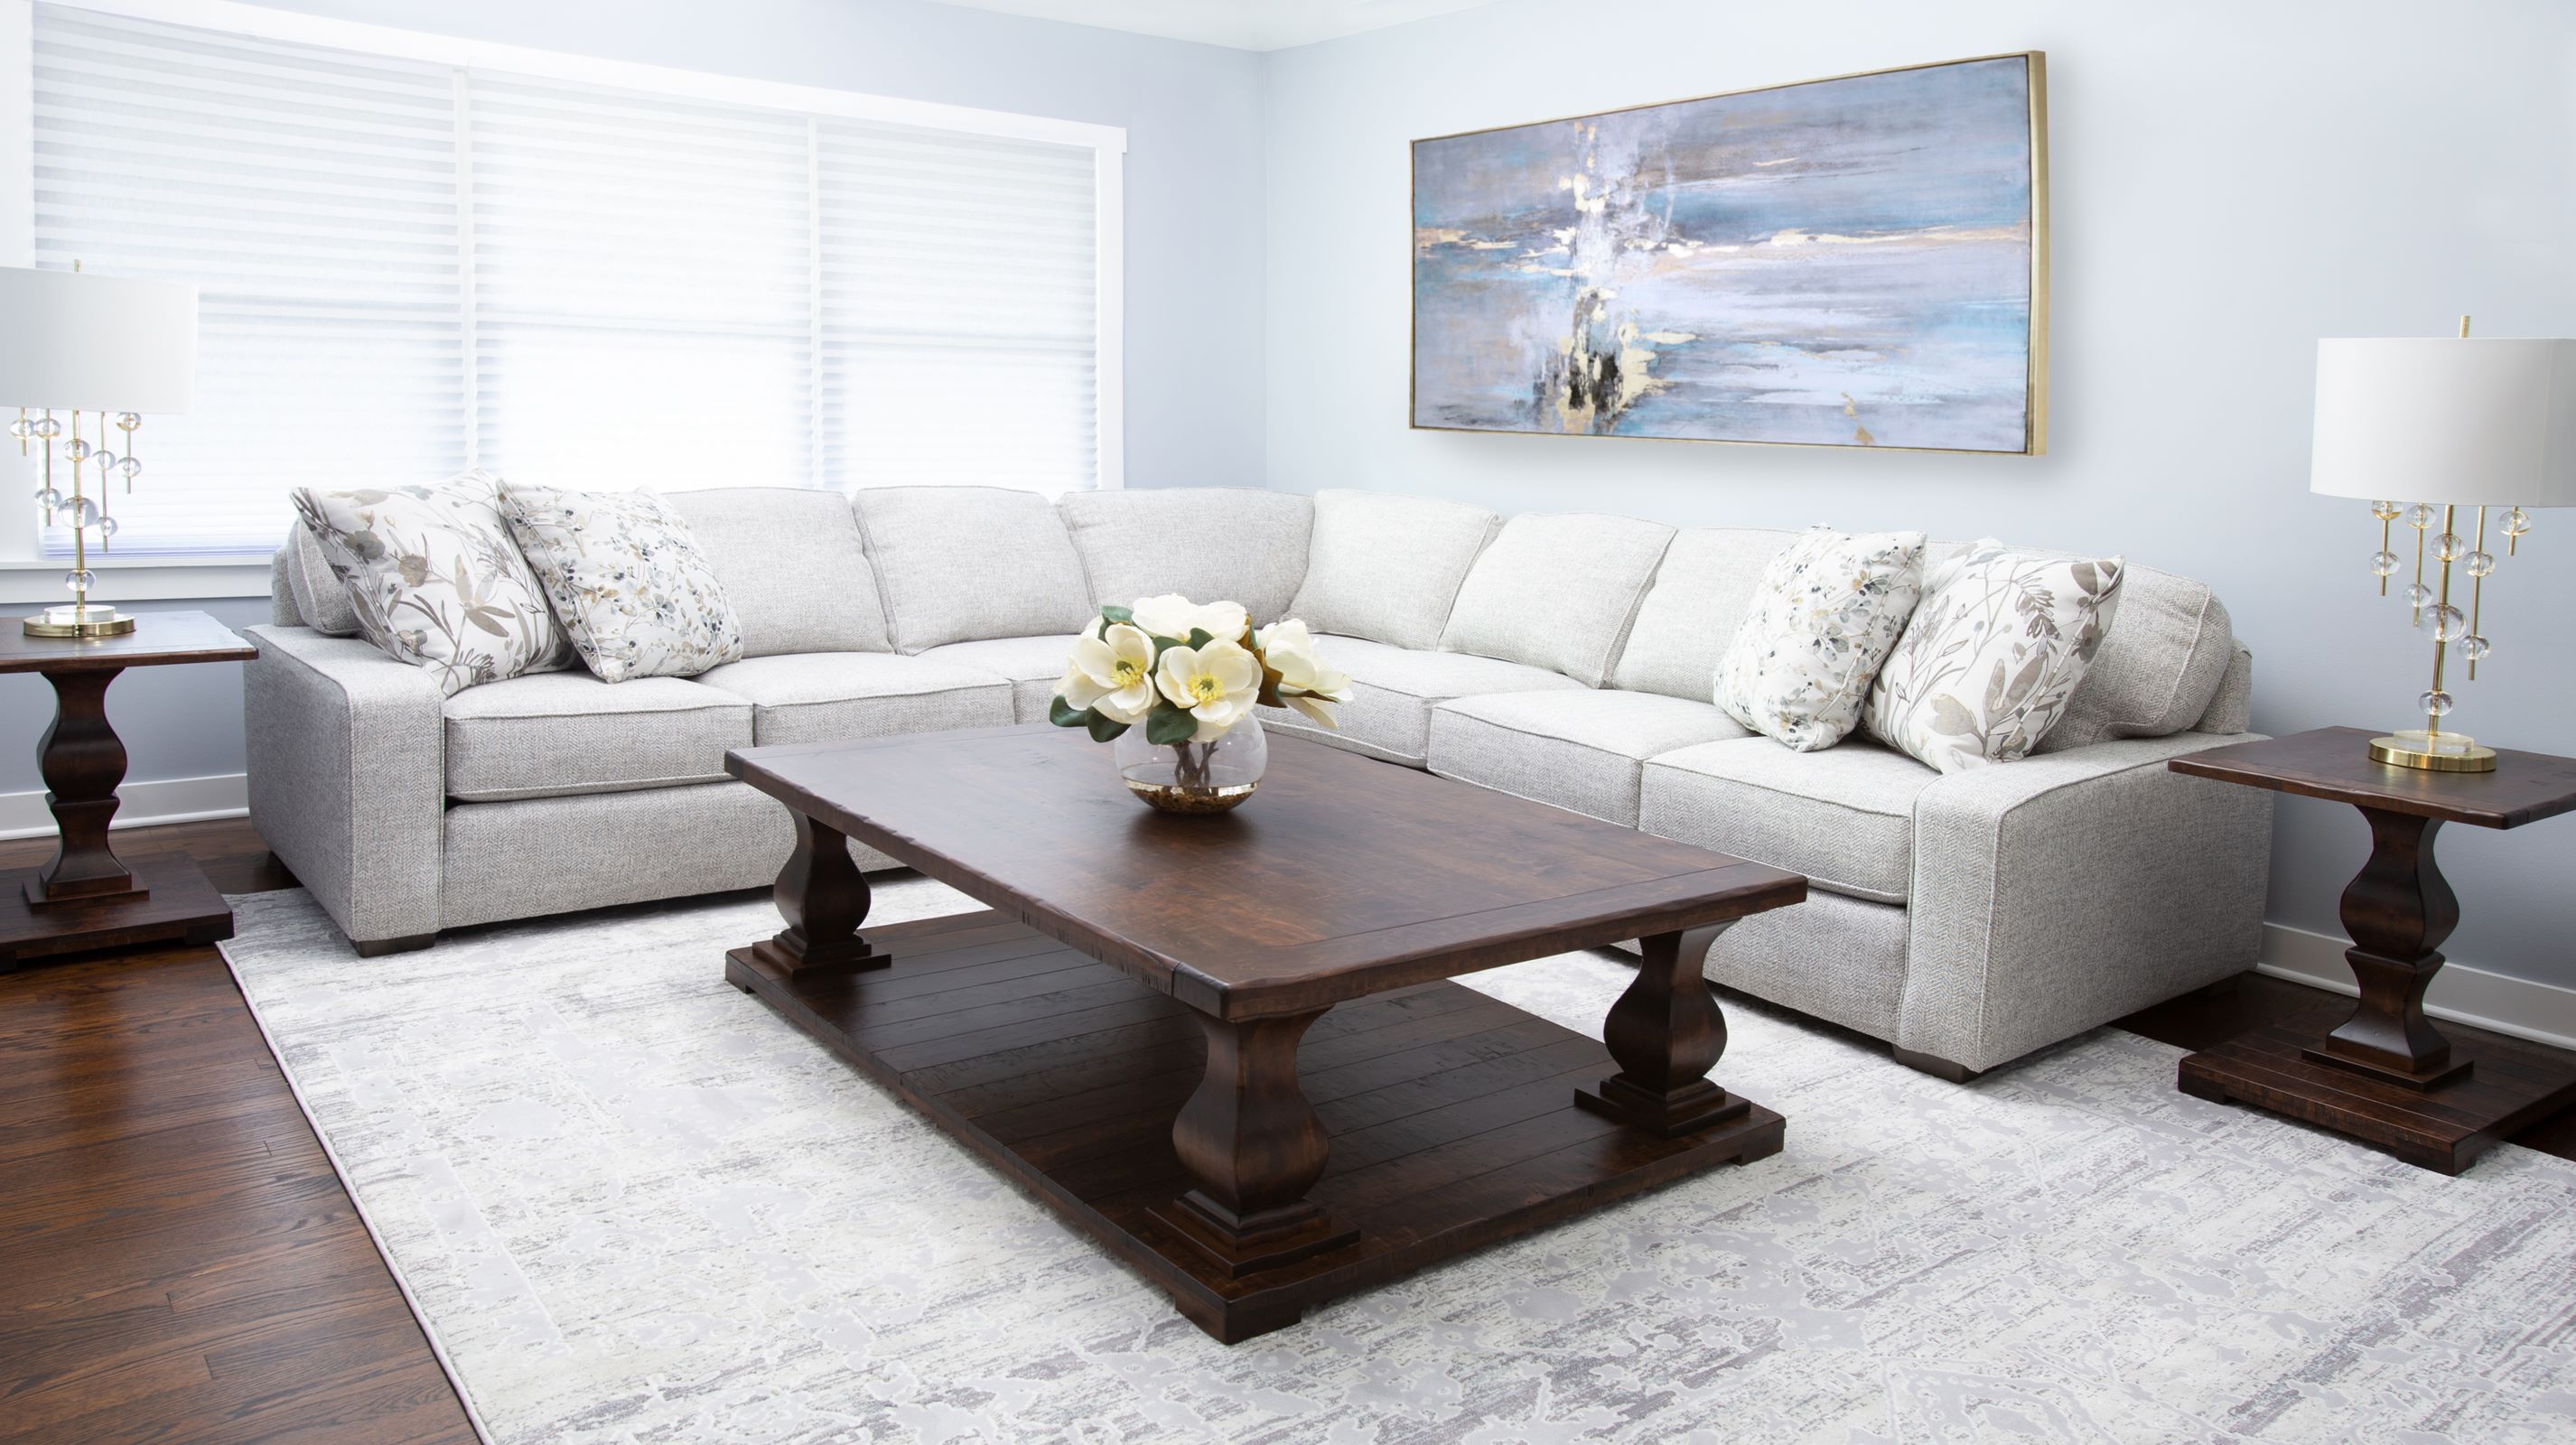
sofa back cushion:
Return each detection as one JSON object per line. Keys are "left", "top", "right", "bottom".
{"left": 1059, "top": 488, "right": 1313, "bottom": 623}
{"left": 280, "top": 521, "right": 362, "bottom": 637}
{"left": 1439, "top": 511, "right": 1675, "bottom": 686}
{"left": 661, "top": 487, "right": 891, "bottom": 657}
{"left": 852, "top": 485, "right": 1095, "bottom": 653}
{"left": 1920, "top": 536, "right": 2238, "bottom": 751}
{"left": 1286, "top": 489, "right": 1498, "bottom": 649}
{"left": 2038, "top": 566, "right": 2235, "bottom": 751}
{"left": 1607, "top": 527, "right": 1797, "bottom": 700}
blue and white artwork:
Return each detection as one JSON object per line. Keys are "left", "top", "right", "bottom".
{"left": 1412, "top": 54, "right": 2044, "bottom": 454}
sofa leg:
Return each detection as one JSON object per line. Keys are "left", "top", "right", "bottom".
{"left": 352, "top": 933, "right": 437, "bottom": 958}
{"left": 1891, "top": 1047, "right": 1983, "bottom": 1084}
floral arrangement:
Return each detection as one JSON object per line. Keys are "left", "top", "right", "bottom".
{"left": 1050, "top": 593, "right": 1350, "bottom": 745}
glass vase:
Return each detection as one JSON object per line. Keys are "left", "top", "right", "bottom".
{"left": 1114, "top": 715, "right": 1266, "bottom": 814}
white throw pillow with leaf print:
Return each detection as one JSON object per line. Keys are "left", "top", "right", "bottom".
{"left": 292, "top": 469, "right": 571, "bottom": 697}
{"left": 1714, "top": 527, "right": 1927, "bottom": 751}
{"left": 501, "top": 483, "right": 745, "bottom": 684}
{"left": 1865, "top": 540, "right": 2126, "bottom": 773}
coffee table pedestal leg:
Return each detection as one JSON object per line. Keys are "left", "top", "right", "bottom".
{"left": 748, "top": 812, "right": 889, "bottom": 982}
{"left": 1576, "top": 924, "right": 1754, "bottom": 1138}
{"left": 1152, "top": 1007, "right": 1358, "bottom": 1280}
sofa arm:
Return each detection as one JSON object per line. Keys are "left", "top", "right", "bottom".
{"left": 1899, "top": 732, "right": 2274, "bottom": 1072}
{"left": 244, "top": 624, "right": 445, "bottom": 948}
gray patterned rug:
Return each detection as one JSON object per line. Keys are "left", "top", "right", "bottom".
{"left": 219, "top": 881, "right": 2576, "bottom": 1444}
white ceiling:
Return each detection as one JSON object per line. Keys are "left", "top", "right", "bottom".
{"left": 918, "top": 0, "right": 1499, "bottom": 51}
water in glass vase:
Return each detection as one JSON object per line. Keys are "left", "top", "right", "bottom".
{"left": 1114, "top": 715, "right": 1267, "bottom": 814}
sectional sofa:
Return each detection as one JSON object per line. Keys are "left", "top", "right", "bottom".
{"left": 248, "top": 485, "right": 2273, "bottom": 1078}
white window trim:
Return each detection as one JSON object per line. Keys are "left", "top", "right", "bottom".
{"left": 0, "top": 0, "right": 1128, "bottom": 600}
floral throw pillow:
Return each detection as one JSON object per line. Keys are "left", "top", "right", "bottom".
{"left": 1713, "top": 527, "right": 1927, "bottom": 751}
{"left": 499, "top": 484, "right": 745, "bottom": 684}
{"left": 292, "top": 470, "right": 571, "bottom": 697}
{"left": 1864, "top": 540, "right": 2126, "bottom": 773}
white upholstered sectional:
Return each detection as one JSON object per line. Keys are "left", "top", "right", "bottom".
{"left": 248, "top": 485, "right": 2272, "bottom": 1077}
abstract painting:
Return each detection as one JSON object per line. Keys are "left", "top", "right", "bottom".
{"left": 1412, "top": 53, "right": 2047, "bottom": 454}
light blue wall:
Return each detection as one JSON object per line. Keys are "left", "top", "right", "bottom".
{"left": 1261, "top": 0, "right": 2576, "bottom": 990}
{"left": 0, "top": 0, "right": 1268, "bottom": 797}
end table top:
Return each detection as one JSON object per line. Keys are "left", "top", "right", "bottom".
{"left": 2169, "top": 726, "right": 2576, "bottom": 830}
{"left": 0, "top": 609, "right": 258, "bottom": 676}
{"left": 729, "top": 724, "right": 1806, "bottom": 1019}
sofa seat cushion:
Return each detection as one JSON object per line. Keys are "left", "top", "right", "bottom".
{"left": 695, "top": 653, "right": 1014, "bottom": 745}
{"left": 1257, "top": 635, "right": 1583, "bottom": 767}
{"left": 443, "top": 672, "right": 751, "bottom": 803}
{"left": 918, "top": 634, "right": 1081, "bottom": 723}
{"left": 1428, "top": 690, "right": 1749, "bottom": 825}
{"left": 1639, "top": 736, "right": 1938, "bottom": 904}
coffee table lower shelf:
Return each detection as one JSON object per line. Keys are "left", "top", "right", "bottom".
{"left": 728, "top": 909, "right": 1782, "bottom": 1342}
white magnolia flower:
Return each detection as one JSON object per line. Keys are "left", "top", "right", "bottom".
{"left": 1255, "top": 618, "right": 1351, "bottom": 729}
{"left": 1154, "top": 638, "right": 1262, "bottom": 741}
{"left": 1130, "top": 593, "right": 1250, "bottom": 647}
{"left": 1059, "top": 621, "right": 1158, "bottom": 723}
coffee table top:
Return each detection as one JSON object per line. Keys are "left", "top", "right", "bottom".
{"left": 2170, "top": 727, "right": 2576, "bottom": 830}
{"left": 730, "top": 725, "right": 1806, "bottom": 1019}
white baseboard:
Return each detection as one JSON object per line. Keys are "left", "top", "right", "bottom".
{"left": 2258, "top": 921, "right": 2576, "bottom": 1054}
{"left": 0, "top": 771, "right": 249, "bottom": 840}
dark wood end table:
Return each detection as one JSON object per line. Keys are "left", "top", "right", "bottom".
{"left": 0, "top": 611, "right": 257, "bottom": 968}
{"left": 2169, "top": 726, "right": 2576, "bottom": 1173}
{"left": 723, "top": 725, "right": 1806, "bottom": 1341}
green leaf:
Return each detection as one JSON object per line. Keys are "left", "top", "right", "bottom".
{"left": 1099, "top": 603, "right": 1133, "bottom": 625}
{"left": 1085, "top": 710, "right": 1130, "bottom": 743}
{"left": 1048, "top": 695, "right": 1090, "bottom": 728}
{"left": 1145, "top": 705, "right": 1198, "bottom": 746}
{"left": 1186, "top": 628, "right": 1214, "bottom": 649}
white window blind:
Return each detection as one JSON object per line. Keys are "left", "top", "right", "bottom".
{"left": 32, "top": 9, "right": 465, "bottom": 555}
{"left": 25, "top": 3, "right": 1108, "bottom": 558}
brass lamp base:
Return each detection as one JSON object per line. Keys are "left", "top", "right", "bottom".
{"left": 2368, "top": 729, "right": 2497, "bottom": 773}
{"left": 23, "top": 604, "right": 136, "bottom": 639}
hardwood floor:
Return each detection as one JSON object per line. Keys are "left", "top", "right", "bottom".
{"left": 0, "top": 821, "right": 477, "bottom": 1445}
{"left": 1, "top": 816, "right": 2570, "bottom": 1439}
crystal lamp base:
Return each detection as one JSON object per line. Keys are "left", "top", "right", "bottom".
{"left": 23, "top": 602, "right": 136, "bottom": 639}
{"left": 2367, "top": 728, "right": 2498, "bottom": 774}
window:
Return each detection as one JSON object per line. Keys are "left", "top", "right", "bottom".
{"left": 16, "top": 0, "right": 1122, "bottom": 559}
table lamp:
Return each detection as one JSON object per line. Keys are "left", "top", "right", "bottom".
{"left": 0, "top": 263, "right": 198, "bottom": 638}
{"left": 2310, "top": 321, "right": 2576, "bottom": 772}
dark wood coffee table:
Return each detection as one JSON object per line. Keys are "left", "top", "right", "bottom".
{"left": 723, "top": 724, "right": 1806, "bottom": 1341}
{"left": 2170, "top": 727, "right": 2576, "bottom": 1173}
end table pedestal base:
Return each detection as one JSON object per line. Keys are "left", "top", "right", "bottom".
{"left": 0, "top": 855, "right": 234, "bottom": 969}
{"left": 2179, "top": 1025, "right": 2576, "bottom": 1175}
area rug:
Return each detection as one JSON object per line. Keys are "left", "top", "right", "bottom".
{"left": 219, "top": 881, "right": 2576, "bottom": 1444}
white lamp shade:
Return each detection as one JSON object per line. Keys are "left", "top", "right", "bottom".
{"left": 0, "top": 265, "right": 197, "bottom": 414}
{"left": 2310, "top": 338, "right": 2576, "bottom": 507}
